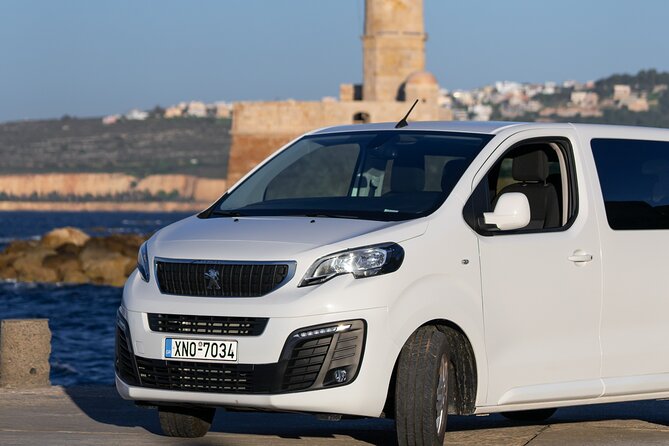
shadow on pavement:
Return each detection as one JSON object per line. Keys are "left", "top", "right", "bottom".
{"left": 211, "top": 411, "right": 397, "bottom": 445}
{"left": 65, "top": 385, "right": 669, "bottom": 444}
{"left": 447, "top": 399, "right": 669, "bottom": 431}
{"left": 64, "top": 386, "right": 163, "bottom": 435}
{"left": 64, "top": 385, "right": 397, "bottom": 444}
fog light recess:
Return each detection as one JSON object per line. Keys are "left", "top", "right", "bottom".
{"left": 280, "top": 320, "right": 366, "bottom": 392}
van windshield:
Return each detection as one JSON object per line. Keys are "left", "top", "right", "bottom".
{"left": 210, "top": 131, "right": 492, "bottom": 221}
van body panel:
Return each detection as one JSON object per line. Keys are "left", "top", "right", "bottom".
{"left": 469, "top": 128, "right": 604, "bottom": 405}
{"left": 577, "top": 125, "right": 669, "bottom": 396}
{"left": 477, "top": 388, "right": 669, "bottom": 414}
{"left": 496, "top": 378, "right": 604, "bottom": 405}
{"left": 154, "top": 214, "right": 404, "bottom": 250}
{"left": 384, "top": 192, "right": 490, "bottom": 405}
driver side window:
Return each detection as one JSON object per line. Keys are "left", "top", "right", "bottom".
{"left": 464, "top": 139, "right": 577, "bottom": 235}
{"left": 264, "top": 144, "right": 360, "bottom": 200}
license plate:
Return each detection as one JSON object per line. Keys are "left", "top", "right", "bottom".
{"left": 164, "top": 338, "right": 238, "bottom": 362}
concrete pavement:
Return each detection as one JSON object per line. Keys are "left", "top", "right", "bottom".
{"left": 0, "top": 386, "right": 668, "bottom": 445}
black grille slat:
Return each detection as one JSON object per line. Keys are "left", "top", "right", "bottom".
{"left": 271, "top": 265, "right": 278, "bottom": 290}
{"left": 221, "top": 264, "right": 229, "bottom": 295}
{"left": 172, "top": 265, "right": 183, "bottom": 294}
{"left": 115, "top": 324, "right": 139, "bottom": 385}
{"left": 257, "top": 265, "right": 265, "bottom": 296}
{"left": 281, "top": 334, "right": 334, "bottom": 391}
{"left": 169, "top": 263, "right": 177, "bottom": 295}
{"left": 147, "top": 313, "right": 268, "bottom": 336}
{"left": 135, "top": 356, "right": 265, "bottom": 393}
{"left": 178, "top": 262, "right": 186, "bottom": 296}
{"left": 197, "top": 264, "right": 205, "bottom": 297}
{"left": 150, "top": 314, "right": 262, "bottom": 335}
{"left": 156, "top": 261, "right": 291, "bottom": 297}
{"left": 233, "top": 264, "right": 240, "bottom": 297}
{"left": 247, "top": 265, "right": 254, "bottom": 298}
{"left": 184, "top": 261, "right": 191, "bottom": 295}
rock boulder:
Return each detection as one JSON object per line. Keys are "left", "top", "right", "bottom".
{"left": 40, "top": 227, "right": 90, "bottom": 250}
{"left": 0, "top": 227, "right": 147, "bottom": 287}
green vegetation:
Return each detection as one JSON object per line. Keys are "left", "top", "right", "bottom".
{"left": 0, "top": 190, "right": 189, "bottom": 202}
{"left": 0, "top": 117, "right": 232, "bottom": 178}
{"left": 592, "top": 69, "right": 669, "bottom": 97}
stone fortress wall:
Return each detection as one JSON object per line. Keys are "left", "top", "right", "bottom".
{"left": 228, "top": 98, "right": 449, "bottom": 182}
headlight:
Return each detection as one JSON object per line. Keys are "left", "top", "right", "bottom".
{"left": 299, "top": 243, "right": 404, "bottom": 287}
{"left": 137, "top": 241, "right": 150, "bottom": 282}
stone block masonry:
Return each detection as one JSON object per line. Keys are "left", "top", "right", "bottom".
{"left": 0, "top": 319, "right": 51, "bottom": 388}
{"left": 227, "top": 98, "right": 448, "bottom": 184}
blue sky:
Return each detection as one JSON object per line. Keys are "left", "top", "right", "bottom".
{"left": 2, "top": 0, "right": 669, "bottom": 122}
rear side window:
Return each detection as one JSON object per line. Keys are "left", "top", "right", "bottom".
{"left": 591, "top": 138, "right": 669, "bottom": 230}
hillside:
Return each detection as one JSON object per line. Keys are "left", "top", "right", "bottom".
{"left": 488, "top": 69, "right": 669, "bottom": 127}
{"left": 571, "top": 71, "right": 669, "bottom": 127}
{"left": 0, "top": 117, "right": 232, "bottom": 178}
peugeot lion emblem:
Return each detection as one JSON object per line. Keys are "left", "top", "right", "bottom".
{"left": 204, "top": 268, "right": 221, "bottom": 290}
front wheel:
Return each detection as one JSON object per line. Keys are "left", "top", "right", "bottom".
{"left": 158, "top": 405, "right": 216, "bottom": 438}
{"left": 501, "top": 408, "right": 556, "bottom": 422}
{"left": 395, "top": 326, "right": 451, "bottom": 446}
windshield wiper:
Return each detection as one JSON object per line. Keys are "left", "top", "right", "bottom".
{"left": 210, "top": 210, "right": 247, "bottom": 217}
{"left": 303, "top": 212, "right": 360, "bottom": 219}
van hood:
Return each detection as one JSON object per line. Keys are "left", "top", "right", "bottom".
{"left": 150, "top": 215, "right": 428, "bottom": 261}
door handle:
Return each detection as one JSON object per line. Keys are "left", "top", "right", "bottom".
{"left": 568, "top": 251, "right": 593, "bottom": 263}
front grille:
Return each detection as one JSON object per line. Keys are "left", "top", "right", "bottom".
{"left": 132, "top": 343, "right": 328, "bottom": 395}
{"left": 116, "top": 319, "right": 366, "bottom": 395}
{"left": 282, "top": 335, "right": 333, "bottom": 391}
{"left": 148, "top": 313, "right": 268, "bottom": 336}
{"left": 115, "top": 321, "right": 139, "bottom": 385}
{"left": 156, "top": 260, "right": 293, "bottom": 297}
{"left": 135, "top": 356, "right": 271, "bottom": 394}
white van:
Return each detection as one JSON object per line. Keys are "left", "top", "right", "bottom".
{"left": 116, "top": 121, "right": 669, "bottom": 445}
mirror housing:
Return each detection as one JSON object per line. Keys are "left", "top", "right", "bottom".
{"left": 483, "top": 192, "right": 531, "bottom": 231}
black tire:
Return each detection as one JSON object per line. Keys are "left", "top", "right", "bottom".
{"left": 501, "top": 408, "right": 556, "bottom": 422}
{"left": 395, "top": 325, "right": 451, "bottom": 446}
{"left": 158, "top": 405, "right": 216, "bottom": 438}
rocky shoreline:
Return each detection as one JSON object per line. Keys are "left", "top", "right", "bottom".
{"left": 0, "top": 227, "right": 147, "bottom": 287}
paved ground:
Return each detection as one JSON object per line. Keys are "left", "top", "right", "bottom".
{"left": 0, "top": 386, "right": 668, "bottom": 445}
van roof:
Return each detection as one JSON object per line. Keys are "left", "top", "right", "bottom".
{"left": 310, "top": 121, "right": 522, "bottom": 135}
{"left": 310, "top": 121, "right": 669, "bottom": 136}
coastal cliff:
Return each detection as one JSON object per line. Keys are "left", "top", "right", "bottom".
{"left": 0, "top": 173, "right": 226, "bottom": 203}
{"left": 0, "top": 117, "right": 232, "bottom": 211}
{"left": 0, "top": 172, "right": 226, "bottom": 211}
{"left": 0, "top": 201, "right": 206, "bottom": 212}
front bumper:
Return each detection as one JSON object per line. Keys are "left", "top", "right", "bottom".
{"left": 115, "top": 306, "right": 393, "bottom": 417}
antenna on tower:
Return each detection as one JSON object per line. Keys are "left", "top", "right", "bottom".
{"left": 395, "top": 99, "right": 419, "bottom": 129}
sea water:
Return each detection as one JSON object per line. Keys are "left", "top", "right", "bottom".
{"left": 0, "top": 211, "right": 191, "bottom": 386}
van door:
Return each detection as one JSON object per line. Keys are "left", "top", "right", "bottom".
{"left": 590, "top": 137, "right": 669, "bottom": 396}
{"left": 465, "top": 130, "right": 603, "bottom": 406}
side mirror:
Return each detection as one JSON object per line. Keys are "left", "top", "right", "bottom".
{"left": 483, "top": 192, "right": 530, "bottom": 231}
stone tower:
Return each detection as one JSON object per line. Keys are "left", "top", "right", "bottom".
{"left": 226, "top": 0, "right": 449, "bottom": 184}
{"left": 363, "top": 0, "right": 427, "bottom": 102}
